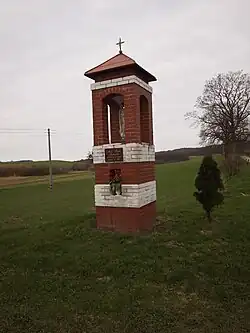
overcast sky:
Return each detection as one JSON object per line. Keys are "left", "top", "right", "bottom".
{"left": 1, "top": 0, "right": 250, "bottom": 161}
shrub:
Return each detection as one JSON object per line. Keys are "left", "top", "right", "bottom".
{"left": 72, "top": 161, "right": 90, "bottom": 171}
{"left": 194, "top": 156, "right": 224, "bottom": 222}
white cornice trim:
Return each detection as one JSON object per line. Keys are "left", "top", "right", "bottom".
{"left": 90, "top": 75, "right": 153, "bottom": 93}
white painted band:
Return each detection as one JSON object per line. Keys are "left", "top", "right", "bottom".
{"left": 241, "top": 155, "right": 250, "bottom": 162}
{"left": 95, "top": 180, "right": 156, "bottom": 208}
{"left": 90, "top": 75, "right": 153, "bottom": 93}
{"left": 93, "top": 143, "right": 155, "bottom": 164}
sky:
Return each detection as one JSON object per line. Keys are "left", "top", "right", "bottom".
{"left": 0, "top": 0, "right": 250, "bottom": 161}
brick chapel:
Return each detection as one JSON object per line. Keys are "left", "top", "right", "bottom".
{"left": 84, "top": 39, "right": 157, "bottom": 233}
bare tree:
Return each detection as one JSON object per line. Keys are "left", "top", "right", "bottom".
{"left": 186, "top": 70, "right": 250, "bottom": 149}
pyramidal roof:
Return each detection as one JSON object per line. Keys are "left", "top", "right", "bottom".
{"left": 85, "top": 53, "right": 135, "bottom": 75}
{"left": 84, "top": 52, "right": 156, "bottom": 82}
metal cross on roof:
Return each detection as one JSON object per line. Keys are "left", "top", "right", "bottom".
{"left": 116, "top": 37, "right": 125, "bottom": 54}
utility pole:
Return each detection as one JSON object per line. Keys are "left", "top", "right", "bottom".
{"left": 47, "top": 128, "right": 53, "bottom": 190}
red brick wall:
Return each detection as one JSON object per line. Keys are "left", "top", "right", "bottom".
{"left": 91, "top": 79, "right": 156, "bottom": 234}
{"left": 92, "top": 92, "right": 109, "bottom": 145}
{"left": 95, "top": 162, "right": 155, "bottom": 184}
{"left": 137, "top": 85, "right": 153, "bottom": 144}
{"left": 96, "top": 201, "right": 156, "bottom": 233}
{"left": 92, "top": 83, "right": 153, "bottom": 146}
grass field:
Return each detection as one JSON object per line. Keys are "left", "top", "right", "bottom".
{"left": 0, "top": 171, "right": 92, "bottom": 188}
{"left": 0, "top": 160, "right": 74, "bottom": 168}
{"left": 0, "top": 158, "right": 250, "bottom": 332}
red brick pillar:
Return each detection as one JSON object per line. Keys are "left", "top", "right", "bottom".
{"left": 85, "top": 52, "right": 157, "bottom": 233}
{"left": 92, "top": 92, "right": 109, "bottom": 146}
{"left": 124, "top": 89, "right": 141, "bottom": 143}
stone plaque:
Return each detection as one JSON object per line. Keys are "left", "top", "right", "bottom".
{"left": 105, "top": 148, "right": 123, "bottom": 163}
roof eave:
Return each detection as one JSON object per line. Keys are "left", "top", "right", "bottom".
{"left": 136, "top": 64, "right": 157, "bottom": 82}
{"left": 84, "top": 63, "right": 156, "bottom": 82}
{"left": 84, "top": 62, "right": 130, "bottom": 79}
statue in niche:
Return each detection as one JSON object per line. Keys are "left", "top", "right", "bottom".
{"left": 109, "top": 169, "right": 122, "bottom": 195}
{"left": 119, "top": 102, "right": 125, "bottom": 143}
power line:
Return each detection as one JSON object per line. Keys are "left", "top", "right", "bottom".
{"left": 53, "top": 131, "right": 86, "bottom": 136}
{"left": 0, "top": 131, "right": 48, "bottom": 134}
{"left": 0, "top": 128, "right": 48, "bottom": 131}
{"left": 0, "top": 127, "right": 91, "bottom": 164}
{"left": 0, "top": 128, "right": 54, "bottom": 133}
{"left": 0, "top": 128, "right": 56, "bottom": 135}
{"left": 0, "top": 128, "right": 87, "bottom": 136}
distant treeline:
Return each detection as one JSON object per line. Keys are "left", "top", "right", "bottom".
{"left": 155, "top": 145, "right": 223, "bottom": 164}
{"left": 1, "top": 142, "right": 249, "bottom": 177}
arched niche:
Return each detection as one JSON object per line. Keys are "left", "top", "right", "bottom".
{"left": 140, "top": 95, "right": 150, "bottom": 144}
{"left": 103, "top": 93, "right": 125, "bottom": 144}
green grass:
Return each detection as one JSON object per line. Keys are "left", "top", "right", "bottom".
{"left": 1, "top": 158, "right": 250, "bottom": 332}
{"left": 0, "top": 171, "right": 92, "bottom": 188}
{"left": 0, "top": 160, "right": 74, "bottom": 168}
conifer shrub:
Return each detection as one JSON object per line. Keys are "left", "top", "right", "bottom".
{"left": 194, "top": 156, "right": 224, "bottom": 222}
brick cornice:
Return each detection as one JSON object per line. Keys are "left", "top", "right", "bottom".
{"left": 90, "top": 75, "right": 153, "bottom": 93}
